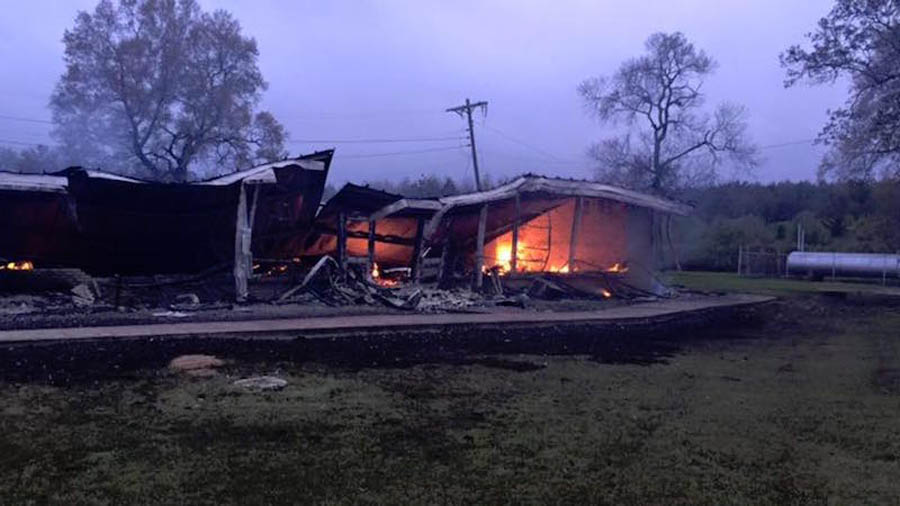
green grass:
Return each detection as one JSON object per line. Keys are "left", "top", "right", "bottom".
{"left": 2, "top": 294, "right": 900, "bottom": 504}
{"left": 667, "top": 270, "right": 900, "bottom": 297}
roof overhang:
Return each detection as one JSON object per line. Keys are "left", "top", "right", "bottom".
{"left": 438, "top": 176, "right": 691, "bottom": 216}
{"left": 202, "top": 158, "right": 326, "bottom": 186}
{"left": 0, "top": 172, "right": 68, "bottom": 193}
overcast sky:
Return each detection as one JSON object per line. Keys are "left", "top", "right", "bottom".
{"left": 0, "top": 0, "right": 845, "bottom": 186}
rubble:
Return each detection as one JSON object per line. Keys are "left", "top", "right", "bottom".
{"left": 233, "top": 376, "right": 288, "bottom": 391}
{"left": 70, "top": 283, "right": 96, "bottom": 307}
{"left": 173, "top": 293, "right": 200, "bottom": 308}
{"left": 169, "top": 354, "right": 225, "bottom": 376}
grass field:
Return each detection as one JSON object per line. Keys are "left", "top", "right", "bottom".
{"left": 669, "top": 270, "right": 900, "bottom": 297}
{"left": 2, "top": 274, "right": 899, "bottom": 504}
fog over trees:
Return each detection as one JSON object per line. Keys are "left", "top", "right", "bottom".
{"left": 49, "top": 0, "right": 286, "bottom": 182}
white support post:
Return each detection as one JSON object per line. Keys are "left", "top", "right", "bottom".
{"left": 473, "top": 203, "right": 488, "bottom": 290}
{"left": 233, "top": 183, "right": 251, "bottom": 302}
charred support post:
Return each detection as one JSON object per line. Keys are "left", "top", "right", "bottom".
{"left": 511, "top": 192, "right": 520, "bottom": 274}
{"left": 367, "top": 219, "right": 376, "bottom": 280}
{"left": 411, "top": 217, "right": 426, "bottom": 283}
{"left": 233, "top": 183, "right": 251, "bottom": 301}
{"left": 437, "top": 218, "right": 454, "bottom": 288}
{"left": 337, "top": 211, "right": 348, "bottom": 277}
{"left": 568, "top": 196, "right": 583, "bottom": 272}
{"left": 473, "top": 203, "right": 488, "bottom": 289}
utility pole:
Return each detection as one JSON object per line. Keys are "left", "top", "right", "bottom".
{"left": 446, "top": 98, "right": 488, "bottom": 191}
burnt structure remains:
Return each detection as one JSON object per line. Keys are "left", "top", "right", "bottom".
{"left": 304, "top": 175, "right": 690, "bottom": 297}
{"left": 2, "top": 158, "right": 690, "bottom": 303}
{"left": 1, "top": 151, "right": 332, "bottom": 299}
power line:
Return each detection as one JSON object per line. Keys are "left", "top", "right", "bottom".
{"left": 281, "top": 109, "right": 445, "bottom": 120}
{"left": 288, "top": 136, "right": 463, "bottom": 144}
{"left": 758, "top": 138, "right": 817, "bottom": 150}
{"left": 0, "top": 138, "right": 58, "bottom": 147}
{"left": 482, "top": 125, "right": 581, "bottom": 163}
{"left": 336, "top": 146, "right": 464, "bottom": 159}
{"left": 0, "top": 114, "right": 54, "bottom": 125}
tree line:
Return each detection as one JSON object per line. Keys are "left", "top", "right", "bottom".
{"left": 676, "top": 179, "right": 900, "bottom": 271}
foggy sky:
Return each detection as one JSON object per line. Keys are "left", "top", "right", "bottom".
{"left": 0, "top": 0, "right": 846, "bottom": 187}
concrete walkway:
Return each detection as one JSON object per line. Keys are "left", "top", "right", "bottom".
{"left": 0, "top": 294, "right": 773, "bottom": 344}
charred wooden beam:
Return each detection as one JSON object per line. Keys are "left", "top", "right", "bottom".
{"left": 367, "top": 219, "right": 376, "bottom": 279}
{"left": 411, "top": 217, "right": 426, "bottom": 283}
{"left": 313, "top": 225, "right": 417, "bottom": 247}
{"left": 568, "top": 196, "right": 583, "bottom": 272}
{"left": 511, "top": 191, "right": 520, "bottom": 274}
{"left": 337, "top": 211, "right": 347, "bottom": 276}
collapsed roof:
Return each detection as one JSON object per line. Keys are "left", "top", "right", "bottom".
{"left": 0, "top": 151, "right": 334, "bottom": 274}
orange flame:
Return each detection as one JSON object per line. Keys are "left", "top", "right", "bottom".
{"left": 606, "top": 262, "right": 628, "bottom": 273}
{"left": 601, "top": 289, "right": 612, "bottom": 298}
{"left": 2, "top": 261, "right": 34, "bottom": 271}
{"left": 493, "top": 240, "right": 533, "bottom": 275}
{"left": 371, "top": 262, "right": 398, "bottom": 286}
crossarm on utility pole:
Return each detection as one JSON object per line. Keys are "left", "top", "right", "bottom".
{"left": 446, "top": 98, "right": 488, "bottom": 191}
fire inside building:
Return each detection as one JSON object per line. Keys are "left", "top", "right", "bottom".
{"left": 308, "top": 175, "right": 690, "bottom": 297}
{"left": 1, "top": 155, "right": 690, "bottom": 302}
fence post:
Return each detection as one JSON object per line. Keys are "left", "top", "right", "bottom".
{"left": 737, "top": 245, "right": 743, "bottom": 277}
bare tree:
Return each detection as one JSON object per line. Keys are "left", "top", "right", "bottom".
{"left": 51, "top": 0, "right": 287, "bottom": 182}
{"left": 782, "top": 0, "right": 900, "bottom": 181}
{"left": 579, "top": 32, "right": 756, "bottom": 195}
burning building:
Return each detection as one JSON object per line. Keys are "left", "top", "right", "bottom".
{"left": 303, "top": 184, "right": 442, "bottom": 282}
{"left": 301, "top": 175, "right": 689, "bottom": 297}
{"left": 425, "top": 175, "right": 691, "bottom": 295}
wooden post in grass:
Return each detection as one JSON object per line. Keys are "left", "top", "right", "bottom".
{"left": 568, "top": 196, "right": 583, "bottom": 272}
{"left": 473, "top": 203, "right": 488, "bottom": 290}
{"left": 511, "top": 192, "right": 520, "bottom": 274}
{"left": 737, "top": 245, "right": 743, "bottom": 277}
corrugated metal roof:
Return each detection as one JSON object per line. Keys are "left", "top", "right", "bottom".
{"left": 438, "top": 175, "right": 691, "bottom": 216}
{"left": 202, "top": 158, "right": 326, "bottom": 186}
{"left": 0, "top": 172, "right": 67, "bottom": 193}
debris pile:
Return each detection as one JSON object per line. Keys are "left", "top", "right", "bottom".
{"left": 279, "top": 256, "right": 426, "bottom": 309}
{"left": 169, "top": 354, "right": 225, "bottom": 377}
{"left": 233, "top": 376, "right": 288, "bottom": 391}
{"left": 416, "top": 288, "right": 483, "bottom": 312}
